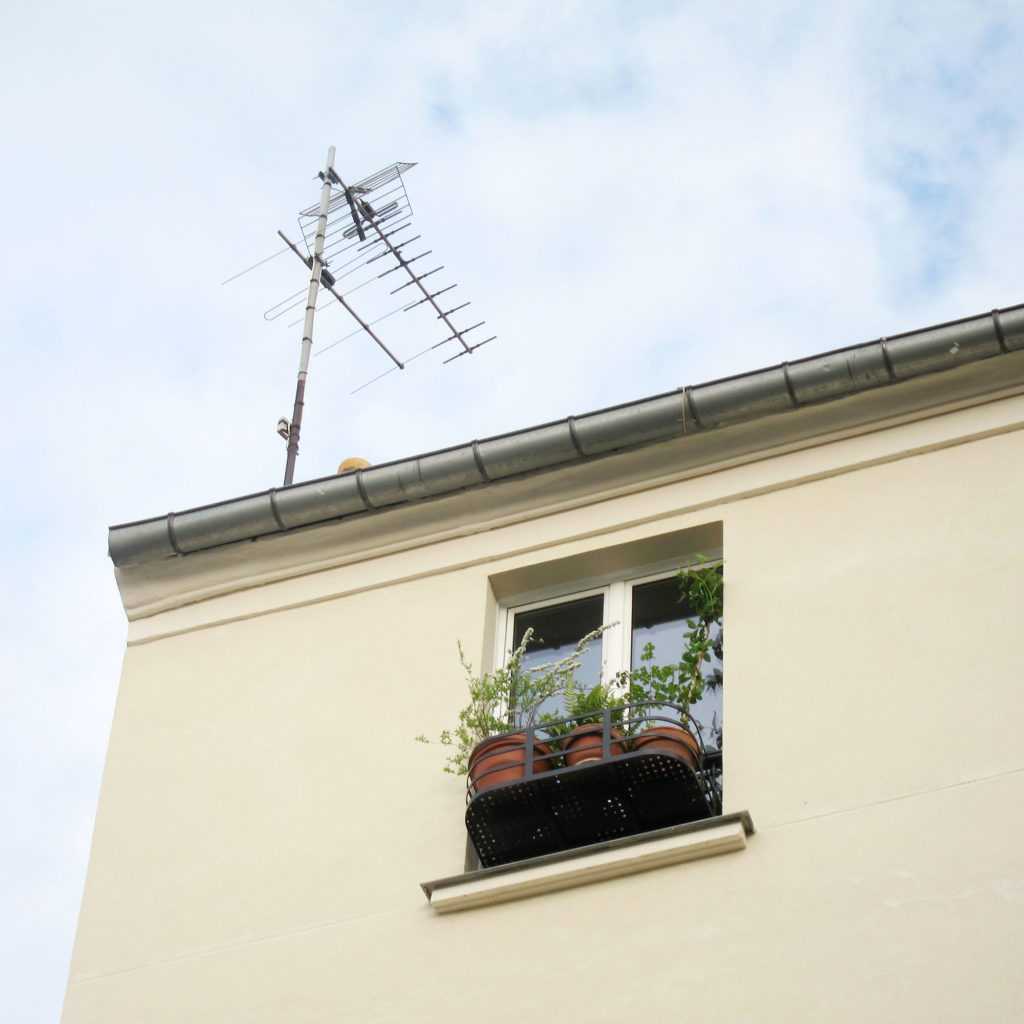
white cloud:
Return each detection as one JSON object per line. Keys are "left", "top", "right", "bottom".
{"left": 2, "top": 2, "right": 1023, "bottom": 1018}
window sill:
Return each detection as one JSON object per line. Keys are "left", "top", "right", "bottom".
{"left": 421, "top": 811, "right": 754, "bottom": 913}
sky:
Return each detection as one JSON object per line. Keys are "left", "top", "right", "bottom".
{"left": 2, "top": 1, "right": 1023, "bottom": 1019}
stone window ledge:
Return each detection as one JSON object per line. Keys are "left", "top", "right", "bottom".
{"left": 421, "top": 811, "right": 754, "bottom": 913}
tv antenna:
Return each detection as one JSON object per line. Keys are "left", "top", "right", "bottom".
{"left": 223, "top": 146, "right": 496, "bottom": 485}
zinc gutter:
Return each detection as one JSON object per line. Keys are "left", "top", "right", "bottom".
{"left": 108, "top": 303, "right": 1024, "bottom": 568}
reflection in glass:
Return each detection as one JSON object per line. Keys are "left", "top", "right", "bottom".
{"left": 630, "top": 576, "right": 723, "bottom": 750}
{"left": 510, "top": 595, "right": 604, "bottom": 725}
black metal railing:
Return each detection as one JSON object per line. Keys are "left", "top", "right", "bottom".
{"left": 467, "top": 701, "right": 721, "bottom": 805}
{"left": 464, "top": 701, "right": 723, "bottom": 867}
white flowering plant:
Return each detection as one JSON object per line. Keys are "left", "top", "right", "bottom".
{"left": 416, "top": 625, "right": 609, "bottom": 775}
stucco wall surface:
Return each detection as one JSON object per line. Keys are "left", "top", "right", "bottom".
{"left": 63, "top": 399, "right": 1024, "bottom": 1022}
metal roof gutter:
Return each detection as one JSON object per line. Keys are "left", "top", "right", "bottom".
{"left": 109, "top": 303, "right": 1024, "bottom": 568}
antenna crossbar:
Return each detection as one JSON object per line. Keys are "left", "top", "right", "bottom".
{"left": 388, "top": 266, "right": 445, "bottom": 294}
{"left": 365, "top": 236, "right": 421, "bottom": 265}
{"left": 278, "top": 229, "right": 404, "bottom": 372}
{"left": 377, "top": 251, "right": 432, "bottom": 277}
{"left": 443, "top": 337, "right": 496, "bottom": 364}
{"left": 402, "top": 283, "right": 458, "bottom": 311}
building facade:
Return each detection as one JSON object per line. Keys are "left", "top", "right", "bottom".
{"left": 64, "top": 305, "right": 1024, "bottom": 1021}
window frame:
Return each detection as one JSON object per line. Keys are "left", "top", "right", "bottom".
{"left": 494, "top": 554, "right": 721, "bottom": 693}
{"left": 497, "top": 582, "right": 613, "bottom": 686}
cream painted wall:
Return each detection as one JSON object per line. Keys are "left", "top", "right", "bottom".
{"left": 64, "top": 399, "right": 1024, "bottom": 1022}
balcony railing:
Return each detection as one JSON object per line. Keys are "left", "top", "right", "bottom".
{"left": 465, "top": 702, "right": 722, "bottom": 868}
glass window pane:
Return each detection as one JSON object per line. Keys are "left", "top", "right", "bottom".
{"left": 510, "top": 594, "right": 604, "bottom": 725}
{"left": 630, "top": 576, "right": 722, "bottom": 751}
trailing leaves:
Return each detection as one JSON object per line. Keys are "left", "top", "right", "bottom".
{"left": 619, "top": 558, "right": 724, "bottom": 730}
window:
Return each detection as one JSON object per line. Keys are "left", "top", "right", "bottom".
{"left": 496, "top": 559, "right": 723, "bottom": 754}
{"left": 629, "top": 576, "right": 722, "bottom": 751}
{"left": 468, "top": 537, "right": 725, "bottom": 871}
{"left": 466, "top": 536, "right": 729, "bottom": 872}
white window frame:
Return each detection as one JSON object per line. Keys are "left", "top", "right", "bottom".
{"left": 494, "top": 555, "right": 721, "bottom": 691}
{"left": 496, "top": 584, "right": 618, "bottom": 693}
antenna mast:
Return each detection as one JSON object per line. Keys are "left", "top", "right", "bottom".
{"left": 224, "top": 149, "right": 497, "bottom": 486}
{"left": 283, "top": 146, "right": 336, "bottom": 486}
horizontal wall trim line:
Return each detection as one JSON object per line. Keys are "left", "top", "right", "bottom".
{"left": 119, "top": 378, "right": 1024, "bottom": 623}
{"left": 124, "top": 409, "right": 1024, "bottom": 646}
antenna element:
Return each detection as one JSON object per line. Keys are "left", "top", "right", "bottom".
{"left": 223, "top": 148, "right": 498, "bottom": 486}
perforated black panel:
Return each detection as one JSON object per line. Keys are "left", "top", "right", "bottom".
{"left": 465, "top": 752, "right": 714, "bottom": 868}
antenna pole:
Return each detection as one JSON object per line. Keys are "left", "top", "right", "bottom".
{"left": 283, "top": 145, "right": 336, "bottom": 486}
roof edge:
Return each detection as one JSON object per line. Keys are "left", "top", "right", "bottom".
{"left": 109, "top": 303, "right": 1024, "bottom": 567}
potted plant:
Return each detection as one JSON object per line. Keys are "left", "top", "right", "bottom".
{"left": 417, "top": 626, "right": 608, "bottom": 792}
{"left": 621, "top": 559, "right": 723, "bottom": 770}
{"left": 538, "top": 680, "right": 627, "bottom": 767}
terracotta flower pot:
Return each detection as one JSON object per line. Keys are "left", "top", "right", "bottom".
{"left": 631, "top": 725, "right": 700, "bottom": 770}
{"left": 562, "top": 723, "right": 625, "bottom": 767}
{"left": 468, "top": 733, "right": 553, "bottom": 793}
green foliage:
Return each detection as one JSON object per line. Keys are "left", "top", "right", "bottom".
{"left": 619, "top": 558, "right": 724, "bottom": 731}
{"left": 419, "top": 557, "right": 724, "bottom": 774}
{"left": 536, "top": 678, "right": 625, "bottom": 744}
{"left": 418, "top": 625, "right": 609, "bottom": 776}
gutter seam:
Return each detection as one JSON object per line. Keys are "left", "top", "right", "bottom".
{"left": 166, "top": 513, "right": 183, "bottom": 556}
{"left": 268, "top": 489, "right": 286, "bottom": 531}
{"left": 878, "top": 337, "right": 896, "bottom": 381}
{"left": 993, "top": 309, "right": 1009, "bottom": 354}
{"left": 782, "top": 362, "right": 799, "bottom": 407}
{"left": 354, "top": 470, "right": 373, "bottom": 510}
{"left": 471, "top": 441, "right": 490, "bottom": 482}
{"left": 566, "top": 416, "right": 585, "bottom": 457}
{"left": 684, "top": 386, "right": 703, "bottom": 429}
